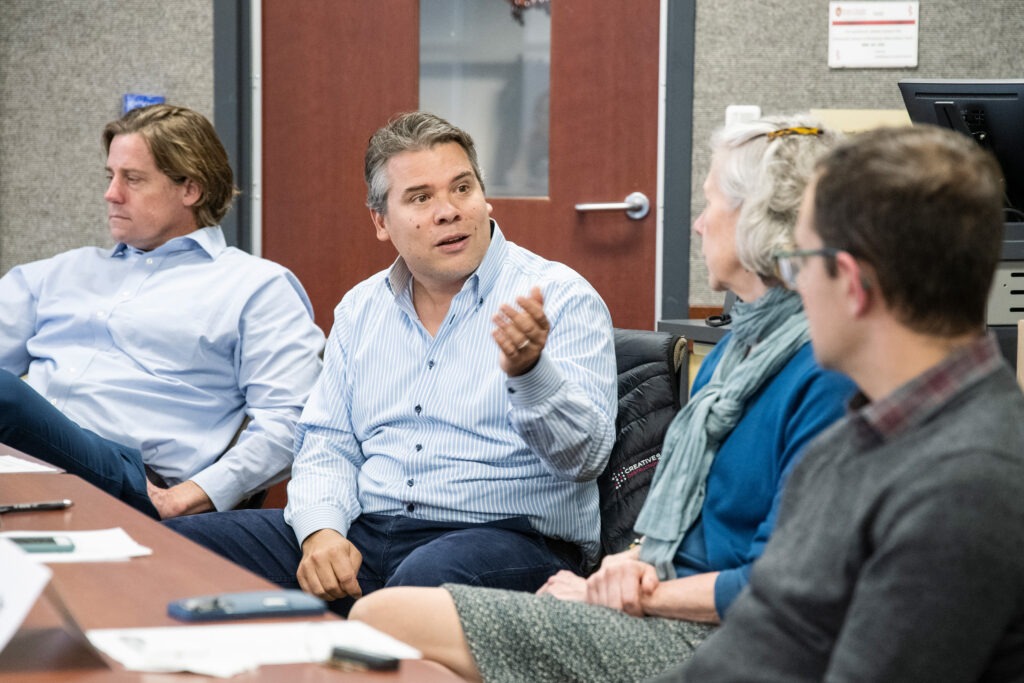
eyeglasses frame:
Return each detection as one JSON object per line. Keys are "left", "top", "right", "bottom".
{"left": 772, "top": 247, "right": 843, "bottom": 289}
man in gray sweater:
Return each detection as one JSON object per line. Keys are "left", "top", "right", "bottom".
{"left": 659, "top": 125, "right": 1024, "bottom": 681}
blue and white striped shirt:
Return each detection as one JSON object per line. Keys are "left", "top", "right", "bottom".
{"left": 285, "top": 223, "right": 617, "bottom": 564}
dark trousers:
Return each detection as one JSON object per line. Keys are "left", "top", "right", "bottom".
{"left": 165, "top": 509, "right": 582, "bottom": 615}
{"left": 0, "top": 369, "right": 158, "bottom": 517}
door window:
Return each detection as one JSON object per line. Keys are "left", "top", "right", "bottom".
{"left": 419, "top": 0, "right": 551, "bottom": 197}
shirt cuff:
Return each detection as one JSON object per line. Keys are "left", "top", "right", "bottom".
{"left": 505, "top": 353, "right": 564, "bottom": 406}
{"left": 714, "top": 566, "right": 751, "bottom": 618}
{"left": 286, "top": 504, "right": 354, "bottom": 546}
{"left": 189, "top": 467, "right": 238, "bottom": 512}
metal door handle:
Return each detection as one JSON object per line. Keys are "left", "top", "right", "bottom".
{"left": 575, "top": 191, "right": 650, "bottom": 220}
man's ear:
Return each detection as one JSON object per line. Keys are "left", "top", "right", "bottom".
{"left": 835, "top": 251, "right": 875, "bottom": 317}
{"left": 370, "top": 210, "right": 390, "bottom": 243}
{"left": 182, "top": 179, "right": 202, "bottom": 207}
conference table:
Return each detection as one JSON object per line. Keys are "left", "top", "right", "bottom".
{"left": 0, "top": 447, "right": 462, "bottom": 682}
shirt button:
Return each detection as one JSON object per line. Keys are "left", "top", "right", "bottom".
{"left": 50, "top": 398, "right": 58, "bottom": 406}
{"left": 428, "top": 360, "right": 435, "bottom": 369}
{"left": 415, "top": 444, "right": 423, "bottom": 452}
{"left": 95, "top": 311, "right": 106, "bottom": 318}
{"left": 406, "top": 479, "right": 414, "bottom": 487}
{"left": 146, "top": 258, "right": 154, "bottom": 265}
{"left": 406, "top": 503, "right": 415, "bottom": 512}
{"left": 414, "top": 405, "right": 422, "bottom": 414}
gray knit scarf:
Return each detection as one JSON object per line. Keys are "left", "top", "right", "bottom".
{"left": 634, "top": 286, "right": 810, "bottom": 579}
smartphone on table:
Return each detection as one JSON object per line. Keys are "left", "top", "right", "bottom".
{"left": 10, "top": 535, "right": 75, "bottom": 553}
{"left": 327, "top": 646, "right": 400, "bottom": 672}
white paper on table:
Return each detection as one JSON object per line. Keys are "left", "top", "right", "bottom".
{"left": 86, "top": 620, "right": 422, "bottom": 677}
{"left": 0, "top": 538, "right": 54, "bottom": 654}
{"left": 0, "top": 454, "right": 60, "bottom": 473}
{"left": 0, "top": 528, "right": 152, "bottom": 562}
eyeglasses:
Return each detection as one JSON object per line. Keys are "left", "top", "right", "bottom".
{"left": 773, "top": 247, "right": 842, "bottom": 289}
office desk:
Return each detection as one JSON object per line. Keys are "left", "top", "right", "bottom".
{"left": 0, "top": 471, "right": 460, "bottom": 683}
{"left": 656, "top": 318, "right": 730, "bottom": 344}
{"left": 657, "top": 319, "right": 731, "bottom": 391}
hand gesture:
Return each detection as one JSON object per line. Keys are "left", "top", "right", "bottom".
{"left": 492, "top": 286, "right": 550, "bottom": 377}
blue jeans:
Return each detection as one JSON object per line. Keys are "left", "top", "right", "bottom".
{"left": 165, "top": 509, "right": 582, "bottom": 615}
{"left": 0, "top": 370, "right": 158, "bottom": 517}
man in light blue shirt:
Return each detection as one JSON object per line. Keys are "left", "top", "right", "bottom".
{"left": 0, "top": 104, "right": 324, "bottom": 519}
{"left": 167, "top": 111, "right": 618, "bottom": 614}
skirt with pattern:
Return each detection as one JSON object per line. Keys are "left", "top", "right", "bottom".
{"left": 444, "top": 583, "right": 715, "bottom": 683}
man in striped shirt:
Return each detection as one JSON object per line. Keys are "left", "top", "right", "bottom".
{"left": 167, "top": 112, "right": 618, "bottom": 615}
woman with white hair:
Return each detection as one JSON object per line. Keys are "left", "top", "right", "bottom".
{"left": 348, "top": 116, "right": 856, "bottom": 683}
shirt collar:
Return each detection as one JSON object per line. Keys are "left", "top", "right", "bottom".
{"left": 848, "top": 333, "right": 1003, "bottom": 445}
{"left": 384, "top": 220, "right": 507, "bottom": 301}
{"left": 110, "top": 226, "right": 227, "bottom": 259}
{"left": 472, "top": 220, "right": 507, "bottom": 298}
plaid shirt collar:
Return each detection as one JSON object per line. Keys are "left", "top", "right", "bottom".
{"left": 847, "top": 333, "right": 1003, "bottom": 447}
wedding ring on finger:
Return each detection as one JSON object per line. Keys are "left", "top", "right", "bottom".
{"left": 516, "top": 339, "right": 531, "bottom": 350}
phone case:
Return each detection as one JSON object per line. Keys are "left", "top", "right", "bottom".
{"left": 329, "top": 645, "right": 400, "bottom": 671}
{"left": 167, "top": 590, "right": 326, "bottom": 621}
{"left": 11, "top": 536, "right": 75, "bottom": 553}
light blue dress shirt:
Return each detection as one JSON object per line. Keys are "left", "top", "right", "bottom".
{"left": 0, "top": 227, "right": 325, "bottom": 510}
{"left": 285, "top": 223, "right": 617, "bottom": 564}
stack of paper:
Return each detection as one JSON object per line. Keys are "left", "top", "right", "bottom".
{"left": 0, "top": 528, "right": 152, "bottom": 562}
{"left": 0, "top": 454, "right": 60, "bottom": 473}
{"left": 0, "top": 538, "right": 54, "bottom": 654}
{"left": 87, "top": 620, "right": 422, "bottom": 677}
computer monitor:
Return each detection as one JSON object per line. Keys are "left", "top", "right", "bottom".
{"left": 899, "top": 79, "right": 1024, "bottom": 224}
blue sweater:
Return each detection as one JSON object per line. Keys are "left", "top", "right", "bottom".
{"left": 674, "top": 336, "right": 855, "bottom": 617}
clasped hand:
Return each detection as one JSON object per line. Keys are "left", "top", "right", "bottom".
{"left": 537, "top": 554, "right": 660, "bottom": 617}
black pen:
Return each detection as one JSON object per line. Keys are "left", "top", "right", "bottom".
{"left": 0, "top": 499, "right": 73, "bottom": 514}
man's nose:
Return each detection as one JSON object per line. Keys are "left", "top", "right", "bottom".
{"left": 435, "top": 194, "right": 460, "bottom": 223}
{"left": 104, "top": 177, "right": 123, "bottom": 203}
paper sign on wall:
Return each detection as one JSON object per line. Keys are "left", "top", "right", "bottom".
{"left": 828, "top": 2, "right": 919, "bottom": 69}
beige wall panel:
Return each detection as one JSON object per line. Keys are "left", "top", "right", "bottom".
{"left": 0, "top": 0, "right": 213, "bottom": 273}
{"left": 689, "top": 0, "right": 1024, "bottom": 306}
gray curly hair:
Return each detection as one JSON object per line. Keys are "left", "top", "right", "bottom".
{"left": 709, "top": 114, "right": 841, "bottom": 279}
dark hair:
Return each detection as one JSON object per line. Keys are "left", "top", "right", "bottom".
{"left": 103, "top": 104, "right": 239, "bottom": 227}
{"left": 813, "top": 125, "right": 1004, "bottom": 336}
{"left": 364, "top": 111, "right": 485, "bottom": 215}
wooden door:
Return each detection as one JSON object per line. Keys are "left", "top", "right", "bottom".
{"left": 262, "top": 0, "right": 661, "bottom": 332}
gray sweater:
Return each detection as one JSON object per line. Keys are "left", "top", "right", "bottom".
{"left": 668, "top": 363, "right": 1024, "bottom": 682}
